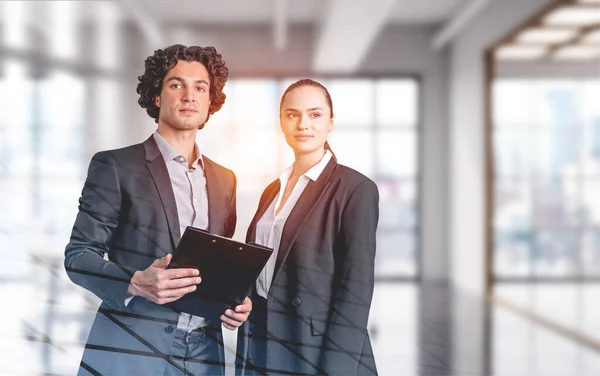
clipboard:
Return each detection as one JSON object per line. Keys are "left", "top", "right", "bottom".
{"left": 167, "top": 226, "right": 273, "bottom": 318}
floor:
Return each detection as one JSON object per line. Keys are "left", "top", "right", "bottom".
{"left": 0, "top": 249, "right": 598, "bottom": 376}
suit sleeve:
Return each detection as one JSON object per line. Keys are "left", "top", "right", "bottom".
{"left": 225, "top": 169, "right": 237, "bottom": 239}
{"left": 64, "top": 151, "right": 136, "bottom": 311}
{"left": 320, "top": 179, "right": 379, "bottom": 375}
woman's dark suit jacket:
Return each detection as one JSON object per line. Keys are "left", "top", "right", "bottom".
{"left": 242, "top": 157, "right": 379, "bottom": 375}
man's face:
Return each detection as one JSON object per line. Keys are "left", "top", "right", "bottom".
{"left": 155, "top": 60, "right": 211, "bottom": 131}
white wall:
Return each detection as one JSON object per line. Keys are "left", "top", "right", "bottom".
{"left": 446, "top": 2, "right": 556, "bottom": 372}
{"left": 447, "top": 0, "right": 555, "bottom": 297}
{"left": 362, "top": 25, "right": 449, "bottom": 282}
{"left": 113, "top": 23, "right": 451, "bottom": 282}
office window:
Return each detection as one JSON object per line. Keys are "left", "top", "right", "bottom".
{"left": 0, "top": 74, "right": 421, "bottom": 281}
{"left": 493, "top": 79, "right": 600, "bottom": 280}
{"left": 0, "top": 67, "right": 86, "bottom": 255}
{"left": 199, "top": 78, "right": 420, "bottom": 279}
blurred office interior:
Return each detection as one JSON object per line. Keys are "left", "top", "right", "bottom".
{"left": 0, "top": 0, "right": 599, "bottom": 374}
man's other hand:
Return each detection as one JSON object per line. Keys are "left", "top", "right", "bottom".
{"left": 221, "top": 297, "right": 252, "bottom": 330}
{"left": 127, "top": 254, "right": 201, "bottom": 305}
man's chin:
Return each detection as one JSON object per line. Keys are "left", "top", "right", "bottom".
{"left": 173, "top": 121, "right": 202, "bottom": 131}
{"left": 179, "top": 115, "right": 207, "bottom": 130}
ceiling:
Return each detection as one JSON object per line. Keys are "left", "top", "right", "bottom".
{"left": 119, "top": 0, "right": 469, "bottom": 73}
{"left": 121, "top": 0, "right": 467, "bottom": 25}
{"left": 1, "top": 0, "right": 470, "bottom": 73}
{"left": 494, "top": 0, "right": 600, "bottom": 61}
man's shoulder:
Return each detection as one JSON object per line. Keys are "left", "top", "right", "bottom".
{"left": 92, "top": 142, "right": 145, "bottom": 163}
{"left": 202, "top": 155, "right": 235, "bottom": 179}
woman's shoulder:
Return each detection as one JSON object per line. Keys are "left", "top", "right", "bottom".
{"left": 258, "top": 178, "right": 281, "bottom": 197}
{"left": 333, "top": 164, "right": 378, "bottom": 193}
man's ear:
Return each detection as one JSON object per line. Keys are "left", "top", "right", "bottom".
{"left": 155, "top": 95, "right": 161, "bottom": 108}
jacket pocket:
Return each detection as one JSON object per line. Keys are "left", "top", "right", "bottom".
{"left": 310, "top": 312, "right": 328, "bottom": 336}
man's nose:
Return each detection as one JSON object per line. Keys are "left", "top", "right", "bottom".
{"left": 182, "top": 87, "right": 196, "bottom": 102}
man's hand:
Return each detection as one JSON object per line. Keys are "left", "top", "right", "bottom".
{"left": 128, "top": 254, "right": 201, "bottom": 305}
{"left": 221, "top": 297, "right": 252, "bottom": 330}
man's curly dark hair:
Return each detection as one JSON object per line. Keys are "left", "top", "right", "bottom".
{"left": 137, "top": 44, "right": 228, "bottom": 128}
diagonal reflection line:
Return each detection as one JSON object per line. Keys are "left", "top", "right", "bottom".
{"left": 240, "top": 313, "right": 327, "bottom": 375}
{"left": 239, "top": 323, "right": 367, "bottom": 375}
{"left": 421, "top": 321, "right": 451, "bottom": 346}
{"left": 32, "top": 261, "right": 226, "bottom": 374}
{"left": 243, "top": 291, "right": 377, "bottom": 374}
{"left": 99, "top": 311, "right": 194, "bottom": 376}
{"left": 27, "top": 254, "right": 100, "bottom": 309}
{"left": 288, "top": 246, "right": 373, "bottom": 288}
{"left": 98, "top": 307, "right": 178, "bottom": 326}
{"left": 64, "top": 267, "right": 131, "bottom": 284}
{"left": 83, "top": 343, "right": 225, "bottom": 365}
{"left": 243, "top": 331, "right": 375, "bottom": 357}
{"left": 266, "top": 307, "right": 370, "bottom": 332}
{"left": 204, "top": 324, "right": 327, "bottom": 375}
{"left": 418, "top": 344, "right": 451, "bottom": 370}
{"left": 270, "top": 278, "right": 371, "bottom": 309}
{"left": 18, "top": 332, "right": 226, "bottom": 367}
{"left": 233, "top": 283, "right": 377, "bottom": 374}
{"left": 271, "top": 276, "right": 372, "bottom": 332}
{"left": 200, "top": 325, "right": 254, "bottom": 372}
{"left": 21, "top": 320, "right": 66, "bottom": 354}
{"left": 38, "top": 254, "right": 374, "bottom": 373}
{"left": 80, "top": 361, "right": 102, "bottom": 376}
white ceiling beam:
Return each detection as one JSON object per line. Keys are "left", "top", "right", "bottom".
{"left": 431, "top": 0, "right": 491, "bottom": 50}
{"left": 273, "top": 0, "right": 288, "bottom": 50}
{"left": 313, "top": 0, "right": 397, "bottom": 73}
{"left": 121, "top": 0, "right": 164, "bottom": 48}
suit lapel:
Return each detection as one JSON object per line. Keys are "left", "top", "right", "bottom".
{"left": 271, "top": 157, "right": 338, "bottom": 284}
{"left": 143, "top": 136, "right": 181, "bottom": 249}
{"left": 245, "top": 180, "right": 281, "bottom": 243}
{"left": 203, "top": 157, "right": 223, "bottom": 233}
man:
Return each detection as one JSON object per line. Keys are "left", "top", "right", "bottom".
{"left": 65, "top": 44, "right": 251, "bottom": 376}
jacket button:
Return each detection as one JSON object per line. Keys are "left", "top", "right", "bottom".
{"left": 292, "top": 297, "right": 301, "bottom": 307}
{"left": 165, "top": 325, "right": 174, "bottom": 333}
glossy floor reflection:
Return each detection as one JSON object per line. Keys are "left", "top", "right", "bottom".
{"left": 0, "top": 255, "right": 599, "bottom": 375}
{"left": 494, "top": 282, "right": 600, "bottom": 345}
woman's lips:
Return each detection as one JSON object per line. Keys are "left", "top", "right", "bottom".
{"left": 294, "top": 135, "right": 313, "bottom": 141}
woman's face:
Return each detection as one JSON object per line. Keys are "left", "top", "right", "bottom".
{"left": 280, "top": 86, "right": 334, "bottom": 156}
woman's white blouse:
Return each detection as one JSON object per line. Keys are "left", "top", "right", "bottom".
{"left": 254, "top": 150, "right": 333, "bottom": 298}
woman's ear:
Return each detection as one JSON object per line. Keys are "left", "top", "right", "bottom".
{"left": 329, "top": 114, "right": 335, "bottom": 132}
{"left": 155, "top": 95, "right": 161, "bottom": 108}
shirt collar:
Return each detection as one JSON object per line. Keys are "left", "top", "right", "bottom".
{"left": 153, "top": 130, "right": 204, "bottom": 170}
{"left": 279, "top": 150, "right": 333, "bottom": 183}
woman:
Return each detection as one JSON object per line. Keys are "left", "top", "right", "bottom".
{"left": 243, "top": 79, "right": 379, "bottom": 375}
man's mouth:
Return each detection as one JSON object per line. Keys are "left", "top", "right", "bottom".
{"left": 180, "top": 108, "right": 197, "bottom": 113}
